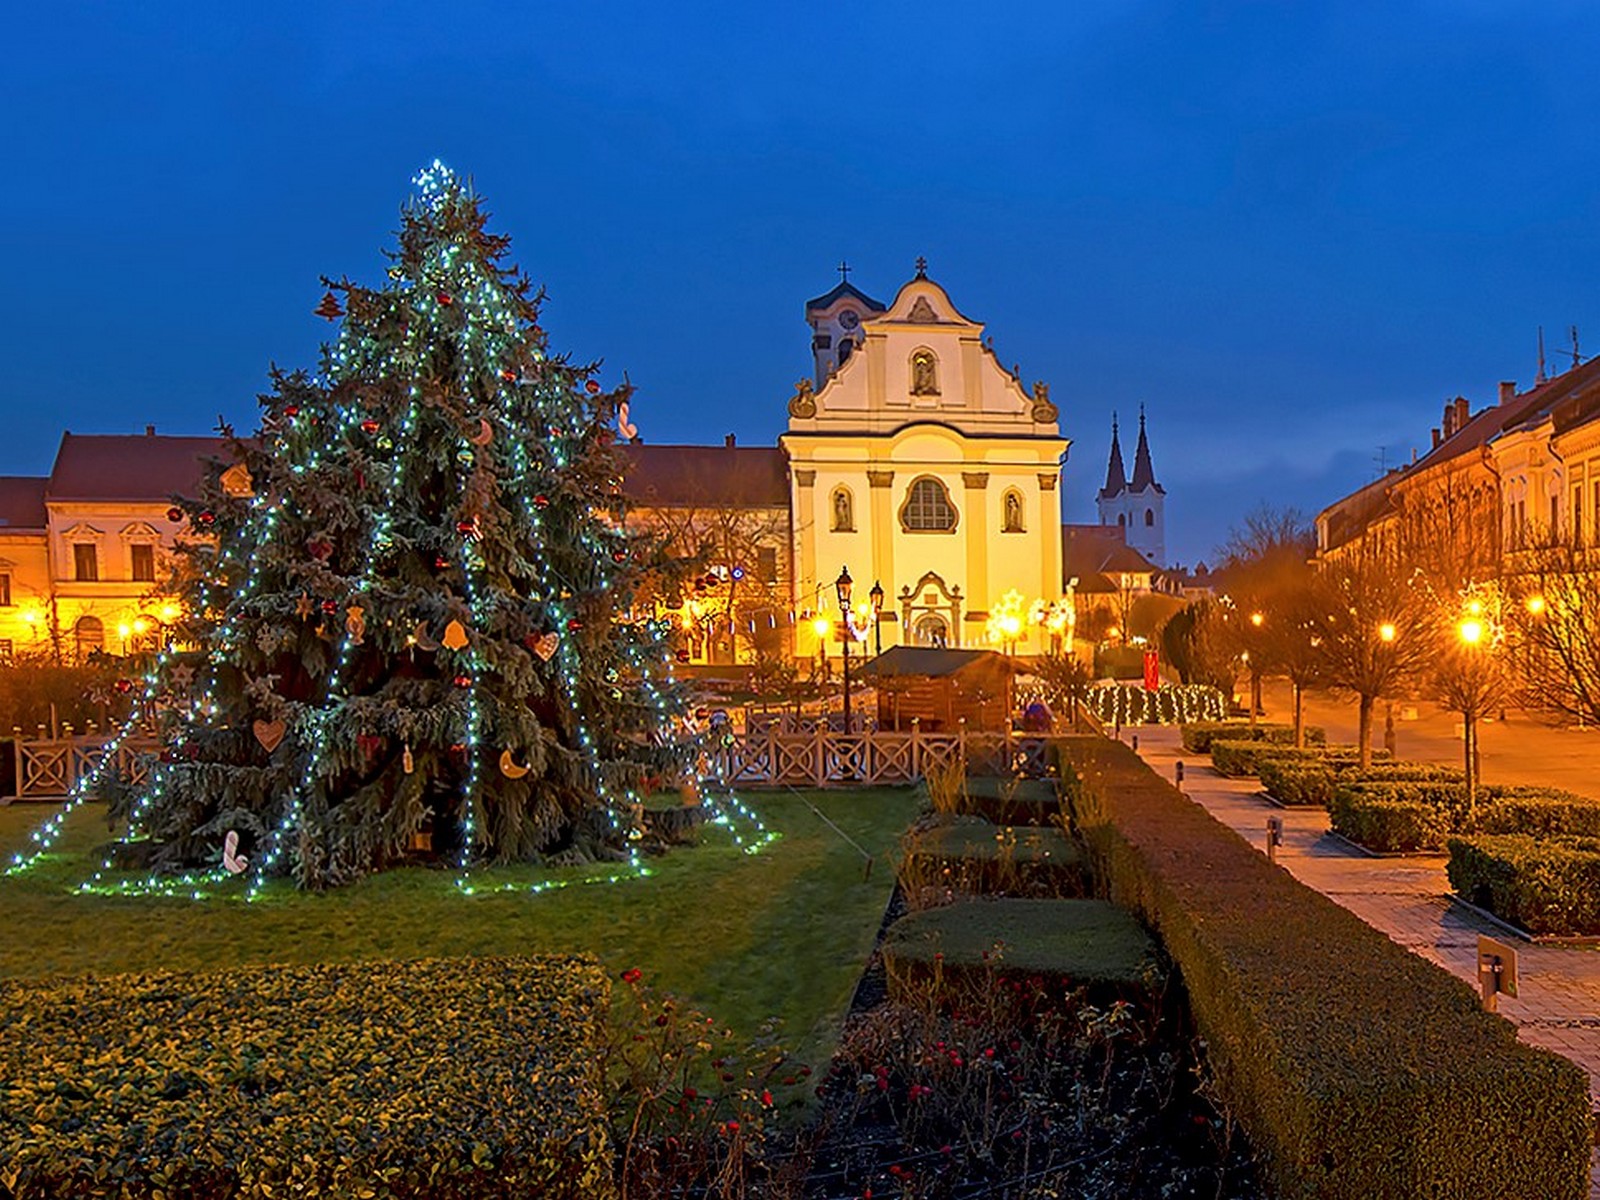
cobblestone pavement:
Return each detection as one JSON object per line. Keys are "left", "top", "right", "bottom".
{"left": 1127, "top": 702, "right": 1600, "bottom": 1192}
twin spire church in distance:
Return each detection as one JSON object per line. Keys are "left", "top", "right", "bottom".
{"left": 1096, "top": 408, "right": 1166, "bottom": 566}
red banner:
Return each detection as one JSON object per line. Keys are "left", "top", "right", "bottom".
{"left": 1142, "top": 648, "right": 1160, "bottom": 691}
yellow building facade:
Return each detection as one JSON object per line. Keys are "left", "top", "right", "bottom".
{"left": 783, "top": 267, "right": 1069, "bottom": 660}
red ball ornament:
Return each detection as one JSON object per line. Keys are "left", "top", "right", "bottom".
{"left": 434, "top": 554, "right": 450, "bottom": 569}
{"left": 437, "top": 292, "right": 454, "bottom": 307}
{"left": 612, "top": 550, "right": 628, "bottom": 563}
{"left": 166, "top": 506, "right": 184, "bottom": 522}
{"left": 113, "top": 678, "right": 134, "bottom": 695}
{"left": 455, "top": 519, "right": 476, "bottom": 535}
{"left": 501, "top": 369, "right": 518, "bottom": 382}
{"left": 197, "top": 511, "right": 216, "bottom": 527}
{"left": 585, "top": 379, "right": 601, "bottom": 394}
{"left": 453, "top": 674, "right": 471, "bottom": 689}
{"left": 532, "top": 494, "right": 550, "bottom": 510}
{"left": 283, "top": 404, "right": 300, "bottom": 418}
{"left": 360, "top": 418, "right": 380, "bottom": 434}
{"left": 566, "top": 618, "right": 584, "bottom": 633}
{"left": 321, "top": 600, "right": 338, "bottom": 615}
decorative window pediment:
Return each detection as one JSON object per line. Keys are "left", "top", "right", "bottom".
{"left": 61, "top": 523, "right": 103, "bottom": 543}
{"left": 121, "top": 521, "right": 161, "bottom": 541}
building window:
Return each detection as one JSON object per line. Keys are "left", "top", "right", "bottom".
{"left": 1118, "top": 513, "right": 1126, "bottom": 528}
{"left": 1573, "top": 487, "right": 1585, "bottom": 546}
{"left": 756, "top": 546, "right": 778, "bottom": 584}
{"left": 909, "top": 349, "right": 940, "bottom": 396}
{"left": 838, "top": 339, "right": 853, "bottom": 369}
{"left": 901, "top": 477, "right": 957, "bottom": 532}
{"left": 831, "top": 487, "right": 855, "bottom": 532}
{"left": 74, "top": 616, "right": 103, "bottom": 662}
{"left": 130, "top": 543, "right": 156, "bottom": 583}
{"left": 1144, "top": 508, "right": 1155, "bottom": 527}
{"left": 73, "top": 543, "right": 99, "bottom": 582}
{"left": 0, "top": 573, "right": 9, "bottom": 606}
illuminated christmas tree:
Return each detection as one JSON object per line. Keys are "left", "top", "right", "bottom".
{"left": 115, "top": 163, "right": 688, "bottom": 889}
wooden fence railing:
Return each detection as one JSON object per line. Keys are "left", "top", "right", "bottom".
{"left": 708, "top": 727, "right": 1051, "bottom": 788}
{"left": 13, "top": 736, "right": 159, "bottom": 799}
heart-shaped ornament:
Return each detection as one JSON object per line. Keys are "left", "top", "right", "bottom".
{"left": 531, "top": 632, "right": 559, "bottom": 661}
{"left": 253, "top": 719, "right": 286, "bottom": 752}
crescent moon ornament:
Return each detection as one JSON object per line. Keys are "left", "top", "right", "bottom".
{"left": 470, "top": 418, "right": 493, "bottom": 446}
{"left": 499, "top": 749, "right": 530, "bottom": 779}
{"left": 412, "top": 621, "right": 441, "bottom": 652}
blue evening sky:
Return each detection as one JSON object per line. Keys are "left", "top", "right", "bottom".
{"left": 4, "top": 2, "right": 1598, "bottom": 563}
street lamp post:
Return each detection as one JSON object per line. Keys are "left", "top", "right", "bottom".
{"left": 1458, "top": 615, "right": 1485, "bottom": 810}
{"left": 836, "top": 566, "right": 854, "bottom": 732}
{"left": 869, "top": 580, "right": 884, "bottom": 658}
{"left": 1248, "top": 611, "right": 1264, "bottom": 728}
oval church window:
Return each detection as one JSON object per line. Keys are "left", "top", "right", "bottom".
{"left": 901, "top": 477, "right": 957, "bottom": 532}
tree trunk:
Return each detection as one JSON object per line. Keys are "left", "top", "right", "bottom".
{"left": 1293, "top": 682, "right": 1304, "bottom": 748}
{"left": 1357, "top": 694, "right": 1375, "bottom": 769}
{"left": 1248, "top": 669, "right": 1260, "bottom": 728}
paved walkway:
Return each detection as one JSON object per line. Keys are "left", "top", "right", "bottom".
{"left": 1127, "top": 692, "right": 1600, "bottom": 1191}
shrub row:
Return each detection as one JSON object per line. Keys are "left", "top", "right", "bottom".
{"left": 900, "top": 815, "right": 1088, "bottom": 902}
{"left": 1208, "top": 740, "right": 1377, "bottom": 778}
{"left": 1257, "top": 759, "right": 1461, "bottom": 807}
{"left": 1448, "top": 834, "right": 1600, "bottom": 937}
{"left": 0, "top": 956, "right": 615, "bottom": 1200}
{"left": 1054, "top": 735, "right": 1592, "bottom": 1200}
{"left": 1329, "top": 781, "right": 1600, "bottom": 853}
{"left": 957, "top": 775, "right": 1065, "bottom": 826}
{"left": 1178, "top": 721, "right": 1325, "bottom": 754}
{"left": 882, "top": 897, "right": 1163, "bottom": 1007}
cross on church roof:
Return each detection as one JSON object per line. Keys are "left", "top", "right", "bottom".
{"left": 837, "top": 260, "right": 851, "bottom": 281}
{"left": 914, "top": 256, "right": 928, "bottom": 279}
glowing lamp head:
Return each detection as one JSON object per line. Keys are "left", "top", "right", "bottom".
{"left": 116, "top": 623, "right": 132, "bottom": 640}
{"left": 159, "top": 603, "right": 180, "bottom": 622}
{"left": 1458, "top": 618, "right": 1485, "bottom": 646}
{"left": 1378, "top": 622, "right": 1397, "bottom": 643}
{"left": 1526, "top": 595, "right": 1546, "bottom": 616}
{"left": 132, "top": 618, "right": 149, "bottom": 634}
{"left": 811, "top": 615, "right": 832, "bottom": 639}
{"left": 1250, "top": 612, "right": 1264, "bottom": 627}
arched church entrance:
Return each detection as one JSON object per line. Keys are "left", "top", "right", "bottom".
{"left": 898, "top": 571, "right": 963, "bottom": 649}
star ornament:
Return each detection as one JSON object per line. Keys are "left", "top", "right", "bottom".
{"left": 295, "top": 593, "right": 314, "bottom": 619}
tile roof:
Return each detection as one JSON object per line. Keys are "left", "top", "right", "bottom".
{"left": 855, "top": 645, "right": 1014, "bottom": 679}
{"left": 803, "top": 279, "right": 886, "bottom": 314}
{"left": 0, "top": 477, "right": 47, "bottom": 530}
{"left": 1061, "top": 524, "right": 1157, "bottom": 579}
{"left": 45, "top": 433, "right": 229, "bottom": 502}
{"left": 621, "top": 443, "right": 790, "bottom": 508}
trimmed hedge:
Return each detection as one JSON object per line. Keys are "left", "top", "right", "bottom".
{"left": 900, "top": 815, "right": 1088, "bottom": 900}
{"left": 1209, "top": 740, "right": 1377, "bottom": 778}
{"left": 958, "top": 775, "right": 1064, "bottom": 826}
{"left": 1258, "top": 759, "right": 1461, "bottom": 808}
{"left": 882, "top": 897, "right": 1163, "bottom": 1005}
{"left": 1059, "top": 735, "right": 1592, "bottom": 1200}
{"left": 1448, "top": 834, "right": 1600, "bottom": 936}
{"left": 0, "top": 956, "right": 615, "bottom": 1199}
{"left": 1178, "top": 721, "right": 1325, "bottom": 754}
{"left": 1331, "top": 781, "right": 1600, "bottom": 853}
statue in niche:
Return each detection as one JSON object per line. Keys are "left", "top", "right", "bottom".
{"left": 833, "top": 488, "right": 853, "bottom": 531}
{"left": 1004, "top": 490, "right": 1023, "bottom": 532}
{"left": 910, "top": 351, "right": 939, "bottom": 396}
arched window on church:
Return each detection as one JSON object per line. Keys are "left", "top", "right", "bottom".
{"left": 830, "top": 486, "right": 855, "bottom": 532}
{"left": 909, "top": 349, "right": 939, "bottom": 396}
{"left": 1144, "top": 509, "right": 1154, "bottom": 527}
{"left": 1117, "top": 513, "right": 1126, "bottom": 528}
{"left": 901, "top": 477, "right": 957, "bottom": 532}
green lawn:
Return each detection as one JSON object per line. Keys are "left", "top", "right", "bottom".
{"left": 0, "top": 787, "right": 920, "bottom": 1066}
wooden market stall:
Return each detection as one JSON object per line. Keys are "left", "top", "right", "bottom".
{"left": 856, "top": 646, "right": 1016, "bottom": 732}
